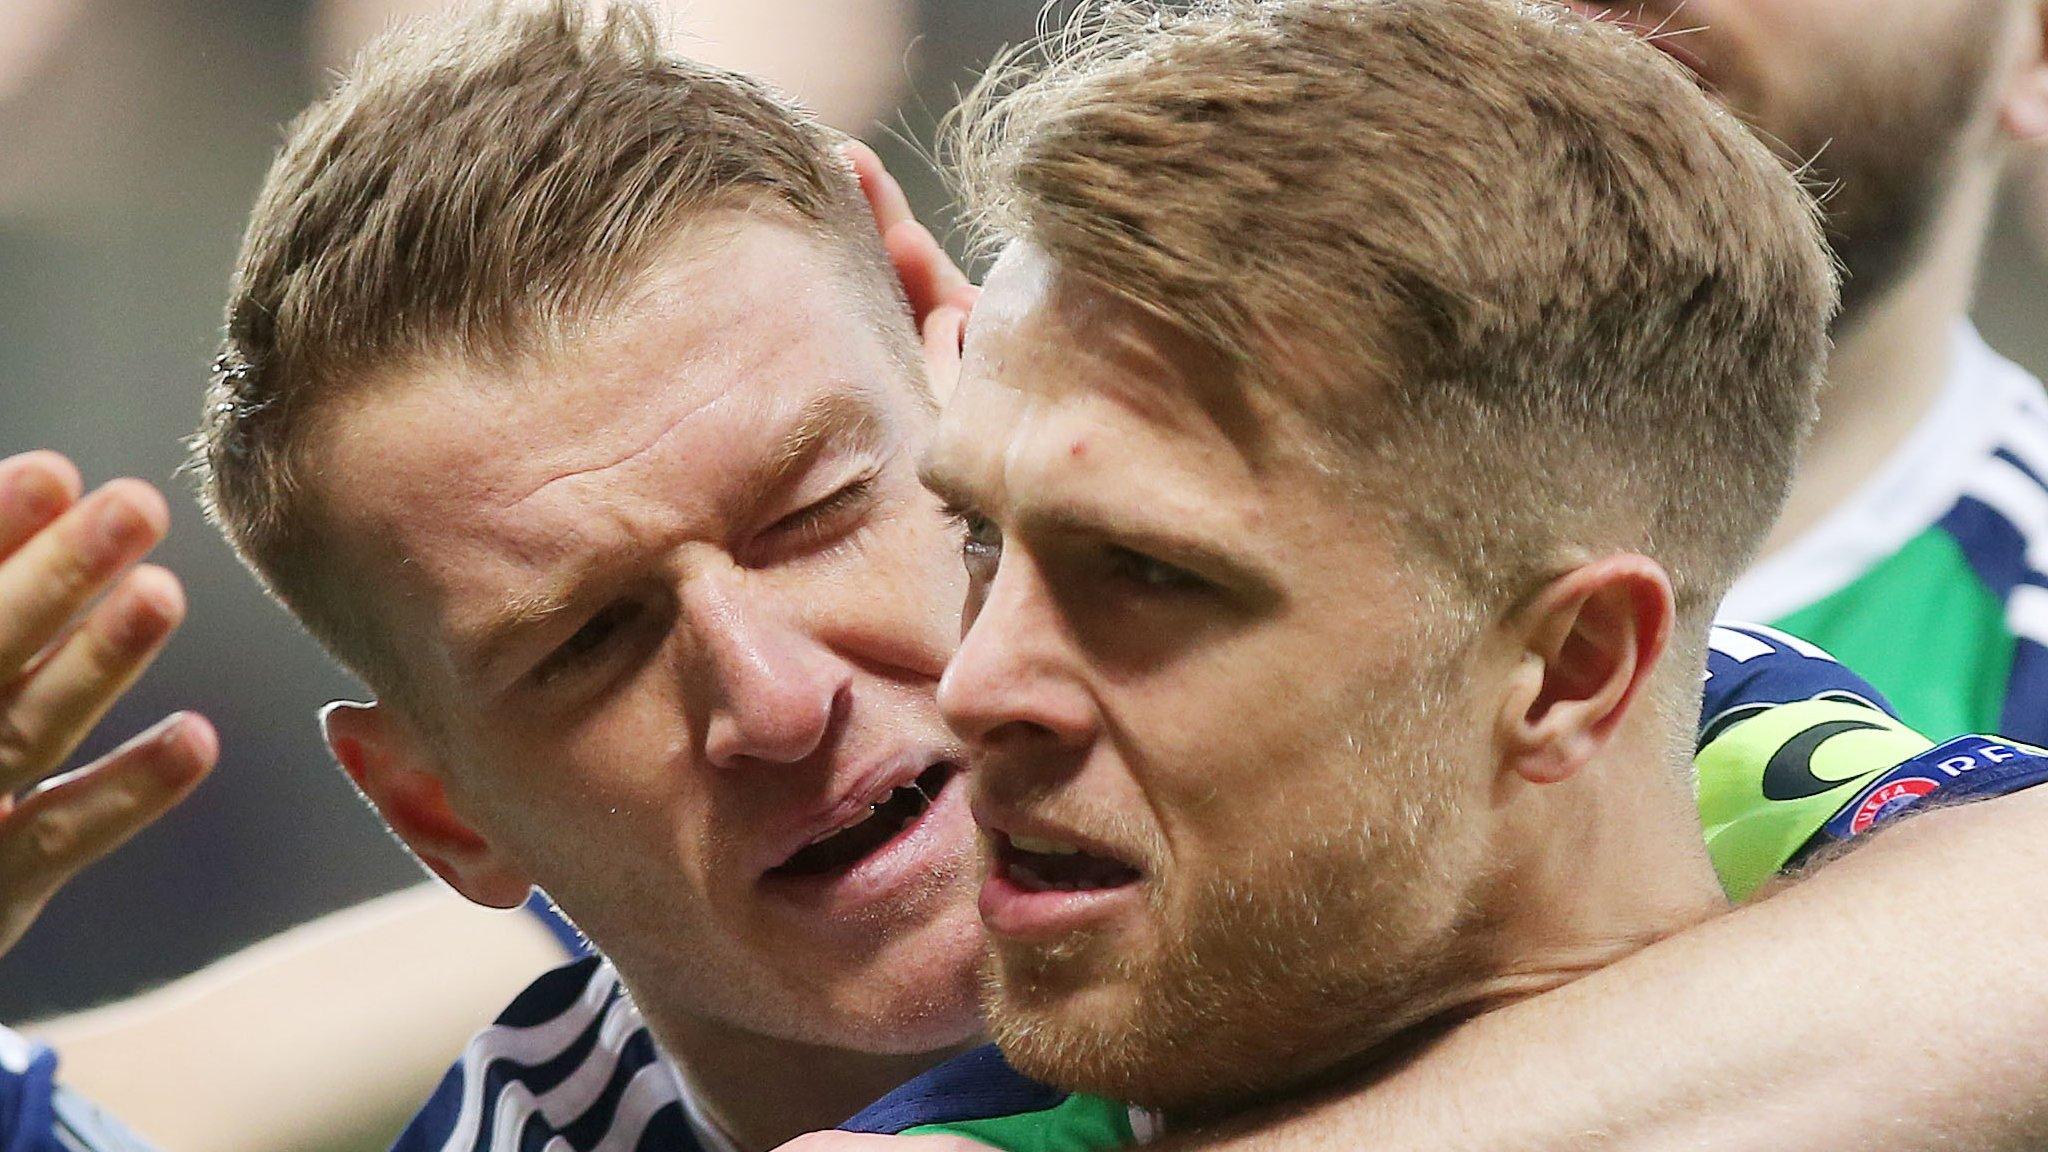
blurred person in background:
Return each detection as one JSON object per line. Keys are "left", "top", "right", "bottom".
{"left": 1563, "top": 0, "right": 2048, "bottom": 743}
{"left": 4, "top": 0, "right": 2046, "bottom": 1151}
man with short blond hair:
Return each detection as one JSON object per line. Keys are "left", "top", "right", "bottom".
{"left": 203, "top": 0, "right": 924, "bottom": 713}
{"left": 81, "top": 2, "right": 2047, "bottom": 1150}
{"left": 917, "top": 0, "right": 1833, "bottom": 1114}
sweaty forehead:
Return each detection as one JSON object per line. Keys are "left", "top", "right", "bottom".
{"left": 962, "top": 245, "right": 1255, "bottom": 436}
{"left": 313, "top": 218, "right": 919, "bottom": 617}
{"left": 929, "top": 245, "right": 1277, "bottom": 513}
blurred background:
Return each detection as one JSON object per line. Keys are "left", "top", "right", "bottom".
{"left": 0, "top": 0, "right": 2044, "bottom": 1023}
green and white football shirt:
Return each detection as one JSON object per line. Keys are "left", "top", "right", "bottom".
{"left": 1722, "top": 326, "right": 2048, "bottom": 744}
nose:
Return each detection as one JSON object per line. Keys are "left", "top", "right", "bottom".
{"left": 684, "top": 570, "right": 850, "bottom": 770}
{"left": 937, "top": 554, "right": 1096, "bottom": 752}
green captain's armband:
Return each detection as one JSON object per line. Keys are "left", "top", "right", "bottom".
{"left": 1695, "top": 698, "right": 1933, "bottom": 901}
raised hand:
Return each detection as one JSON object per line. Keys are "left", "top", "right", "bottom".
{"left": 0, "top": 451, "right": 215, "bottom": 954}
{"left": 845, "top": 139, "right": 980, "bottom": 399}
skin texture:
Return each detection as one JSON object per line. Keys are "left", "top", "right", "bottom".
{"left": 315, "top": 214, "right": 986, "bottom": 1145}
{"left": 923, "top": 245, "right": 1725, "bottom": 1119}
{"left": 21, "top": 140, "right": 982, "bottom": 1152}
{"left": 20, "top": 2, "right": 2048, "bottom": 1142}
{"left": 924, "top": 249, "right": 1493, "bottom": 1112}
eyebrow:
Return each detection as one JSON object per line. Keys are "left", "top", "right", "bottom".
{"left": 454, "top": 389, "right": 894, "bottom": 689}
{"left": 452, "top": 567, "right": 609, "bottom": 692}
{"left": 1030, "top": 503, "right": 1278, "bottom": 600}
{"left": 920, "top": 452, "right": 1277, "bottom": 601}
{"left": 748, "top": 389, "right": 892, "bottom": 500}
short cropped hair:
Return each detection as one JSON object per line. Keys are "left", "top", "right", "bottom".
{"left": 193, "top": 0, "right": 907, "bottom": 704}
{"left": 949, "top": 0, "right": 1837, "bottom": 626}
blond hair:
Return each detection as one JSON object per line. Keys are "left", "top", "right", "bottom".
{"left": 948, "top": 0, "right": 1837, "bottom": 630}
{"left": 193, "top": 0, "right": 907, "bottom": 703}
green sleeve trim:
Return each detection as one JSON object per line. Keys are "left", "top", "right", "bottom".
{"left": 1697, "top": 698, "right": 1933, "bottom": 901}
{"left": 901, "top": 1093, "right": 1135, "bottom": 1152}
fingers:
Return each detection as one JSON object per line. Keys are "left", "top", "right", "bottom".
{"left": 0, "top": 477, "right": 170, "bottom": 679}
{"left": 0, "top": 451, "right": 84, "bottom": 560}
{"left": 841, "top": 139, "right": 980, "bottom": 324}
{"left": 921, "top": 305, "right": 970, "bottom": 405}
{"left": 0, "top": 711, "right": 215, "bottom": 954}
{"left": 884, "top": 218, "right": 980, "bottom": 324}
{"left": 0, "top": 565, "right": 186, "bottom": 793}
{"left": 846, "top": 138, "right": 915, "bottom": 235}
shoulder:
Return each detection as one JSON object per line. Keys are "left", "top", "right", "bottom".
{"left": 392, "top": 956, "right": 699, "bottom": 1152}
{"left": 842, "top": 1046, "right": 1067, "bottom": 1135}
{"left": 1701, "top": 621, "right": 1897, "bottom": 737}
{"left": 0, "top": 1026, "right": 161, "bottom": 1152}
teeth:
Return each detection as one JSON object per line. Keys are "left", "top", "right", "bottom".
{"left": 1010, "top": 834, "right": 1082, "bottom": 856}
{"left": 807, "top": 803, "right": 882, "bottom": 847}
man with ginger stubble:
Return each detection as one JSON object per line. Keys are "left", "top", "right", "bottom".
{"left": 907, "top": 0, "right": 1828, "bottom": 1114}
{"left": 65, "top": 2, "right": 2035, "bottom": 1151}
{"left": 821, "top": 1, "right": 2048, "bottom": 1147}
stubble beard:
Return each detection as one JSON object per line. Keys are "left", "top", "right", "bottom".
{"left": 1766, "top": 8, "right": 2009, "bottom": 335}
{"left": 980, "top": 673, "right": 1492, "bottom": 1118}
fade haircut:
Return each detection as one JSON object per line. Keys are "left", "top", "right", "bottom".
{"left": 949, "top": 0, "right": 1837, "bottom": 645}
{"left": 193, "top": 0, "right": 911, "bottom": 707}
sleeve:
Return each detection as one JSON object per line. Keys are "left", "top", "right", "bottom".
{"left": 0, "top": 1027, "right": 162, "bottom": 1152}
{"left": 1695, "top": 623, "right": 2048, "bottom": 900}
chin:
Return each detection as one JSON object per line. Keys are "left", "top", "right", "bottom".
{"left": 808, "top": 917, "right": 990, "bottom": 1054}
{"left": 978, "top": 943, "right": 1248, "bottom": 1112}
{"left": 978, "top": 892, "right": 1462, "bottom": 1117}
{"left": 983, "top": 981, "right": 1282, "bottom": 1115}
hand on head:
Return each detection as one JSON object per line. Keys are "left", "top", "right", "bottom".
{"left": 845, "top": 139, "right": 978, "bottom": 399}
{"left": 0, "top": 450, "right": 215, "bottom": 955}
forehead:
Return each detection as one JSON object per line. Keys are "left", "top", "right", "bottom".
{"left": 928, "top": 244, "right": 1362, "bottom": 552}
{"left": 934, "top": 248, "right": 1247, "bottom": 490}
{"left": 316, "top": 217, "right": 921, "bottom": 635}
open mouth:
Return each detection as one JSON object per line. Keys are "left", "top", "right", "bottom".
{"left": 995, "top": 832, "right": 1142, "bottom": 893}
{"left": 768, "top": 764, "right": 955, "bottom": 879}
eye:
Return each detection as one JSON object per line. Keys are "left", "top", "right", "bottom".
{"left": 1104, "top": 546, "right": 1206, "bottom": 593}
{"left": 764, "top": 473, "right": 879, "bottom": 551}
{"left": 533, "top": 601, "right": 639, "bottom": 685}
{"left": 948, "top": 508, "right": 1004, "bottom": 579}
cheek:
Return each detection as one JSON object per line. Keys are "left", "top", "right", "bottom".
{"left": 460, "top": 702, "right": 711, "bottom": 881}
{"left": 806, "top": 500, "right": 968, "bottom": 668}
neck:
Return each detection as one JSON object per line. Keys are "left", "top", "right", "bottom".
{"left": 643, "top": 1004, "right": 971, "bottom": 1152}
{"left": 1760, "top": 162, "right": 2001, "bottom": 557}
{"left": 1465, "top": 741, "right": 1729, "bottom": 1004}
{"left": 1167, "top": 729, "right": 1729, "bottom": 1132}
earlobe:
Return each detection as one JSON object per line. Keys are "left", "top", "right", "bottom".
{"left": 2004, "top": 67, "right": 2048, "bottom": 143}
{"left": 2004, "top": 9, "right": 2048, "bottom": 143}
{"left": 1496, "top": 557, "right": 1675, "bottom": 788}
{"left": 320, "top": 700, "right": 534, "bottom": 909}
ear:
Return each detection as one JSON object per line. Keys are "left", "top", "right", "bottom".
{"left": 320, "top": 700, "right": 533, "bottom": 909}
{"left": 1493, "top": 556, "right": 1676, "bottom": 787}
{"left": 2002, "top": 3, "right": 2048, "bottom": 143}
